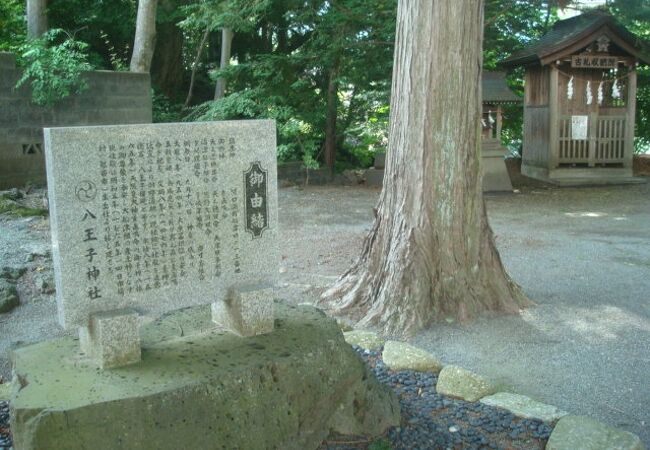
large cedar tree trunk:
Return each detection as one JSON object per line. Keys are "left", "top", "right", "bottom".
{"left": 26, "top": 0, "right": 47, "bottom": 38}
{"left": 130, "top": 0, "right": 158, "bottom": 73}
{"left": 319, "top": 0, "right": 530, "bottom": 337}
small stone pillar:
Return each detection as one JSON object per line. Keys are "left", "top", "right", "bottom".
{"left": 212, "top": 283, "right": 275, "bottom": 337}
{"left": 79, "top": 308, "right": 141, "bottom": 369}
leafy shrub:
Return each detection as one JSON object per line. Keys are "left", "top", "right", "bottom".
{"left": 187, "top": 90, "right": 322, "bottom": 167}
{"left": 16, "top": 29, "right": 93, "bottom": 106}
{"left": 0, "top": 0, "right": 25, "bottom": 51}
{"left": 341, "top": 99, "right": 390, "bottom": 169}
{"left": 152, "top": 89, "right": 184, "bottom": 123}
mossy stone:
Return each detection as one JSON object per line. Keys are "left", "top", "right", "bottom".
{"left": 10, "top": 301, "right": 400, "bottom": 450}
{"left": 546, "top": 415, "right": 644, "bottom": 450}
{"left": 0, "top": 279, "right": 19, "bottom": 313}
{"left": 436, "top": 365, "right": 495, "bottom": 402}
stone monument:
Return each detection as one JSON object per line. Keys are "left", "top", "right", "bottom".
{"left": 44, "top": 120, "right": 278, "bottom": 368}
{"left": 9, "top": 120, "right": 399, "bottom": 450}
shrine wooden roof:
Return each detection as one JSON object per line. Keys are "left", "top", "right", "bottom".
{"left": 501, "top": 10, "right": 650, "bottom": 67}
{"left": 482, "top": 71, "right": 521, "bottom": 104}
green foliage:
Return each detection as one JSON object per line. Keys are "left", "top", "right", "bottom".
{"left": 99, "top": 30, "right": 129, "bottom": 71}
{"left": 0, "top": 197, "right": 48, "bottom": 218}
{"left": 635, "top": 67, "right": 650, "bottom": 153}
{"left": 484, "top": 0, "right": 558, "bottom": 71}
{"left": 16, "top": 29, "right": 94, "bottom": 107}
{"left": 152, "top": 89, "right": 184, "bottom": 123}
{"left": 187, "top": 88, "right": 322, "bottom": 164}
{"left": 342, "top": 91, "right": 390, "bottom": 169}
{"left": 1, "top": 0, "right": 648, "bottom": 160}
{"left": 0, "top": 0, "right": 25, "bottom": 51}
{"left": 180, "top": 0, "right": 395, "bottom": 167}
{"left": 368, "top": 438, "right": 392, "bottom": 450}
{"left": 46, "top": 0, "right": 136, "bottom": 70}
{"left": 605, "top": 0, "right": 650, "bottom": 151}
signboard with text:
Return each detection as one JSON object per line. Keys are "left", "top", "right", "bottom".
{"left": 44, "top": 120, "right": 279, "bottom": 328}
{"left": 571, "top": 115, "right": 589, "bottom": 140}
{"left": 571, "top": 55, "right": 618, "bottom": 69}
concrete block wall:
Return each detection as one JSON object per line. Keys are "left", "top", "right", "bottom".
{"left": 0, "top": 52, "right": 152, "bottom": 189}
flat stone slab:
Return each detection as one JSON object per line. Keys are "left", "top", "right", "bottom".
{"left": 44, "top": 120, "right": 279, "bottom": 329}
{"left": 343, "top": 330, "right": 384, "bottom": 351}
{"left": 546, "top": 415, "right": 644, "bottom": 450}
{"left": 382, "top": 341, "right": 442, "bottom": 372}
{"left": 436, "top": 365, "right": 495, "bottom": 402}
{"left": 480, "top": 392, "right": 568, "bottom": 422}
{"left": 10, "top": 302, "right": 399, "bottom": 450}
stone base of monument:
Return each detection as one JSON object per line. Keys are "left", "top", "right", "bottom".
{"left": 211, "top": 283, "right": 275, "bottom": 337}
{"left": 79, "top": 308, "right": 142, "bottom": 369}
{"left": 9, "top": 301, "right": 400, "bottom": 450}
{"left": 481, "top": 143, "right": 513, "bottom": 192}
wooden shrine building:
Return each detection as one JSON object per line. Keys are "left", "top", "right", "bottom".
{"left": 501, "top": 11, "right": 649, "bottom": 185}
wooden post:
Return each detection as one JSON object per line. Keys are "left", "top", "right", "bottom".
{"left": 588, "top": 112, "right": 598, "bottom": 167}
{"left": 496, "top": 105, "right": 503, "bottom": 141}
{"left": 624, "top": 66, "right": 637, "bottom": 168}
{"left": 548, "top": 66, "right": 559, "bottom": 170}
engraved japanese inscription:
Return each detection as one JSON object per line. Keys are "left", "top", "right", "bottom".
{"left": 44, "top": 120, "right": 278, "bottom": 329}
{"left": 244, "top": 162, "right": 269, "bottom": 238}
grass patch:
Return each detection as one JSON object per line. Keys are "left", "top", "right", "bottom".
{"left": 0, "top": 197, "right": 48, "bottom": 217}
{"left": 368, "top": 439, "right": 392, "bottom": 450}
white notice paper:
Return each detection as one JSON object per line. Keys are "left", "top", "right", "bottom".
{"left": 571, "top": 115, "right": 588, "bottom": 140}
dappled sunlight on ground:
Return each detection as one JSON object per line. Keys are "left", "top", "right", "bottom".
{"left": 521, "top": 304, "right": 650, "bottom": 343}
{"left": 564, "top": 211, "right": 608, "bottom": 218}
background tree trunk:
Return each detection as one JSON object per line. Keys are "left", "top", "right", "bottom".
{"left": 214, "top": 28, "right": 234, "bottom": 100}
{"left": 26, "top": 0, "right": 48, "bottom": 38}
{"left": 150, "top": 0, "right": 184, "bottom": 99}
{"left": 319, "top": 0, "right": 530, "bottom": 337}
{"left": 185, "top": 27, "right": 210, "bottom": 107}
{"left": 323, "top": 58, "right": 340, "bottom": 172}
{"left": 130, "top": 0, "right": 158, "bottom": 73}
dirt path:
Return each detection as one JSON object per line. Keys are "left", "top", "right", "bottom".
{"left": 1, "top": 182, "right": 649, "bottom": 444}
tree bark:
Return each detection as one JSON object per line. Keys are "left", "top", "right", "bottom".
{"left": 323, "top": 59, "right": 340, "bottom": 172}
{"left": 185, "top": 27, "right": 210, "bottom": 107}
{"left": 319, "top": 0, "right": 530, "bottom": 337}
{"left": 150, "top": 0, "right": 185, "bottom": 99}
{"left": 26, "top": 0, "right": 47, "bottom": 38}
{"left": 130, "top": 0, "right": 158, "bottom": 73}
{"left": 214, "top": 28, "right": 234, "bottom": 100}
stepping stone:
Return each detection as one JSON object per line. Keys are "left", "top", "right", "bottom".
{"left": 382, "top": 341, "right": 442, "bottom": 372}
{"left": 546, "top": 415, "right": 644, "bottom": 450}
{"left": 343, "top": 330, "right": 384, "bottom": 351}
{"left": 480, "top": 392, "right": 568, "bottom": 422}
{"left": 436, "top": 365, "right": 495, "bottom": 402}
{"left": 0, "top": 381, "right": 11, "bottom": 401}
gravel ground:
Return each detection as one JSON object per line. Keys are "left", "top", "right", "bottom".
{"left": 0, "top": 401, "right": 9, "bottom": 448}
{"left": 0, "top": 212, "right": 69, "bottom": 380}
{"left": 1, "top": 181, "right": 650, "bottom": 446}
{"left": 320, "top": 346, "right": 553, "bottom": 450}
{"left": 276, "top": 182, "right": 650, "bottom": 446}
